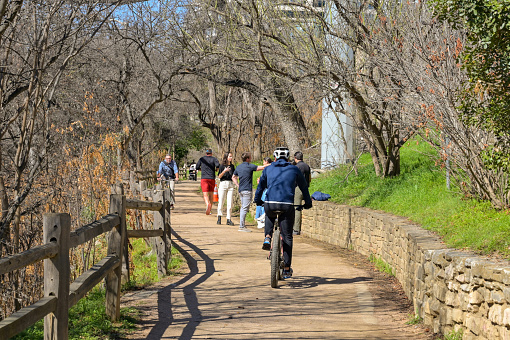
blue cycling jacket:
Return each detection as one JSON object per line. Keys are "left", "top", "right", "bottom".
{"left": 254, "top": 159, "right": 312, "bottom": 206}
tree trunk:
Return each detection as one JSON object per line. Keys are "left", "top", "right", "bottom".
{"left": 13, "top": 205, "right": 21, "bottom": 311}
{"left": 220, "top": 87, "right": 233, "bottom": 156}
{"left": 347, "top": 84, "right": 403, "bottom": 177}
{"left": 366, "top": 136, "right": 382, "bottom": 177}
{"left": 207, "top": 80, "right": 224, "bottom": 151}
{"left": 386, "top": 128, "right": 401, "bottom": 177}
{"left": 241, "top": 89, "right": 263, "bottom": 160}
{"left": 268, "top": 86, "right": 309, "bottom": 152}
{"left": 0, "top": 147, "right": 9, "bottom": 255}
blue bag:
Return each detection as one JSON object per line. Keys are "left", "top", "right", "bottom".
{"left": 311, "top": 191, "right": 331, "bottom": 201}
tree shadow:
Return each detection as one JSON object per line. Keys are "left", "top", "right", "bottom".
{"left": 144, "top": 228, "right": 216, "bottom": 340}
{"left": 285, "top": 275, "right": 372, "bottom": 289}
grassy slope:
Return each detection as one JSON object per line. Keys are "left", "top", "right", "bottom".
{"left": 309, "top": 140, "right": 510, "bottom": 258}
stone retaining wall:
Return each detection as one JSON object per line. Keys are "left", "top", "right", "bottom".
{"left": 302, "top": 201, "right": 510, "bottom": 339}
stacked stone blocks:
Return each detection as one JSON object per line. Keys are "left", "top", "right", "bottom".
{"left": 301, "top": 201, "right": 510, "bottom": 339}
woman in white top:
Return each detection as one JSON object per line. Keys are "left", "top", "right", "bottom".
{"left": 217, "top": 152, "right": 236, "bottom": 226}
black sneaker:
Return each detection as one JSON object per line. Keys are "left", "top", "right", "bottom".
{"left": 262, "top": 237, "right": 271, "bottom": 250}
{"left": 226, "top": 219, "right": 235, "bottom": 226}
{"left": 282, "top": 268, "right": 293, "bottom": 279}
{"left": 217, "top": 216, "right": 221, "bottom": 225}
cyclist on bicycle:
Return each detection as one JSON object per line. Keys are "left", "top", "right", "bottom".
{"left": 157, "top": 154, "right": 179, "bottom": 209}
{"left": 254, "top": 147, "right": 312, "bottom": 279}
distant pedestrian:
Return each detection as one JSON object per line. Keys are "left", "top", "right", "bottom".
{"left": 196, "top": 149, "right": 220, "bottom": 215}
{"left": 182, "top": 161, "right": 188, "bottom": 180}
{"left": 217, "top": 152, "right": 236, "bottom": 226}
{"left": 292, "top": 151, "right": 311, "bottom": 235}
{"left": 189, "top": 160, "right": 197, "bottom": 181}
{"left": 255, "top": 157, "right": 273, "bottom": 229}
{"left": 232, "top": 152, "right": 267, "bottom": 232}
{"left": 157, "top": 154, "right": 179, "bottom": 209}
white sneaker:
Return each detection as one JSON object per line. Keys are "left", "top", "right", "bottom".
{"left": 238, "top": 226, "right": 252, "bottom": 232}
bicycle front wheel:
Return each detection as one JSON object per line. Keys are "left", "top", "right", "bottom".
{"left": 270, "top": 228, "right": 281, "bottom": 288}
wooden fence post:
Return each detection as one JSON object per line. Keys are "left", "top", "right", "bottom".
{"left": 139, "top": 181, "right": 149, "bottom": 232}
{"left": 43, "top": 213, "right": 71, "bottom": 340}
{"left": 153, "top": 190, "right": 168, "bottom": 277}
{"left": 105, "top": 194, "right": 126, "bottom": 321}
{"left": 111, "top": 183, "right": 129, "bottom": 283}
{"left": 111, "top": 182, "right": 124, "bottom": 195}
{"left": 139, "top": 180, "right": 147, "bottom": 193}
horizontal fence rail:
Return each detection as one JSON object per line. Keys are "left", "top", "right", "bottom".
{"left": 127, "top": 229, "right": 164, "bottom": 238}
{"left": 0, "top": 184, "right": 172, "bottom": 340}
{"left": 125, "top": 199, "right": 163, "bottom": 211}
{"left": 68, "top": 255, "right": 120, "bottom": 309}
{"left": 0, "top": 242, "right": 59, "bottom": 276}
{"left": 69, "top": 214, "right": 121, "bottom": 248}
{"left": 0, "top": 296, "right": 58, "bottom": 339}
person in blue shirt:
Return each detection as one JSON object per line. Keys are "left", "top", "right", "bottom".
{"left": 232, "top": 152, "right": 267, "bottom": 232}
{"left": 157, "top": 154, "right": 179, "bottom": 209}
{"left": 255, "top": 157, "right": 273, "bottom": 229}
{"left": 254, "top": 147, "right": 312, "bottom": 279}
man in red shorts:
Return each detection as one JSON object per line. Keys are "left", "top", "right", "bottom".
{"left": 196, "top": 148, "right": 220, "bottom": 215}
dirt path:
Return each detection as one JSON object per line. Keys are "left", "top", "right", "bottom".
{"left": 122, "top": 181, "right": 433, "bottom": 339}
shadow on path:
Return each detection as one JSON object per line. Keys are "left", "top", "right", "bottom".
{"left": 286, "top": 276, "right": 372, "bottom": 289}
{"left": 145, "top": 228, "right": 216, "bottom": 340}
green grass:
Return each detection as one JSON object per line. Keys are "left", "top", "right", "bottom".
{"left": 368, "top": 254, "right": 394, "bottom": 276}
{"left": 127, "top": 238, "right": 185, "bottom": 288}
{"left": 310, "top": 139, "right": 510, "bottom": 258}
{"left": 443, "top": 329, "right": 463, "bottom": 340}
{"left": 245, "top": 211, "right": 256, "bottom": 224}
{"left": 406, "top": 312, "right": 423, "bottom": 325}
{"left": 14, "top": 240, "right": 185, "bottom": 339}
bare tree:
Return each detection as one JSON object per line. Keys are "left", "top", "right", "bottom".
{"left": 178, "top": 0, "right": 313, "bottom": 152}
{"left": 0, "top": 0, "right": 118, "bottom": 252}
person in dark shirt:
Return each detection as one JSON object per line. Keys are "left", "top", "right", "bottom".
{"left": 216, "top": 152, "right": 236, "bottom": 226}
{"left": 232, "top": 152, "right": 266, "bottom": 232}
{"left": 293, "top": 151, "right": 311, "bottom": 235}
{"left": 196, "top": 149, "right": 220, "bottom": 215}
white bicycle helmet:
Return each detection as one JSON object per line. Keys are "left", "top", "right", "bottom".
{"left": 273, "top": 147, "right": 290, "bottom": 160}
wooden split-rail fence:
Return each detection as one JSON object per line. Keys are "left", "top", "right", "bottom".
{"left": 0, "top": 183, "right": 172, "bottom": 339}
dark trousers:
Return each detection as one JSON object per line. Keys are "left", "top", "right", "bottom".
{"left": 264, "top": 203, "right": 295, "bottom": 268}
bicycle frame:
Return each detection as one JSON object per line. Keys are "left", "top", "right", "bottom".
{"left": 159, "top": 178, "right": 174, "bottom": 189}
{"left": 269, "top": 205, "right": 303, "bottom": 288}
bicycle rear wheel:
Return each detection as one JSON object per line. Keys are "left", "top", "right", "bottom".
{"left": 270, "top": 228, "right": 281, "bottom": 288}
